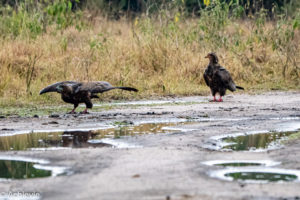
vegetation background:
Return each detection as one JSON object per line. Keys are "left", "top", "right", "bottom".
{"left": 0, "top": 0, "right": 299, "bottom": 107}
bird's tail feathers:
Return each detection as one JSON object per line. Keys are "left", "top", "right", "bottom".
{"left": 236, "top": 86, "right": 244, "bottom": 90}
{"left": 228, "top": 83, "right": 236, "bottom": 92}
{"left": 91, "top": 94, "right": 100, "bottom": 99}
{"left": 113, "top": 87, "right": 138, "bottom": 92}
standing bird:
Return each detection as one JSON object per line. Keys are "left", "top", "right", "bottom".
{"left": 40, "top": 81, "right": 138, "bottom": 114}
{"left": 203, "top": 53, "right": 244, "bottom": 102}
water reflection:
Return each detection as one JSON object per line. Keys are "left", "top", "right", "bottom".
{"left": 0, "top": 160, "right": 51, "bottom": 179}
{"left": 225, "top": 172, "right": 297, "bottom": 182}
{"left": 209, "top": 168, "right": 300, "bottom": 183}
{"left": 222, "top": 131, "right": 299, "bottom": 151}
{"left": 202, "top": 160, "right": 280, "bottom": 167}
{"left": 216, "top": 163, "right": 261, "bottom": 167}
{"left": 0, "top": 122, "right": 189, "bottom": 151}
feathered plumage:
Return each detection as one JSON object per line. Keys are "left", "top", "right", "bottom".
{"left": 203, "top": 53, "right": 244, "bottom": 102}
{"left": 40, "top": 81, "right": 138, "bottom": 113}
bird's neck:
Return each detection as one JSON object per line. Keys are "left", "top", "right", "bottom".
{"left": 209, "top": 61, "right": 218, "bottom": 65}
{"left": 61, "top": 87, "right": 73, "bottom": 98}
{"left": 63, "top": 87, "right": 73, "bottom": 94}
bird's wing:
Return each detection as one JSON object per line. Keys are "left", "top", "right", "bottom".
{"left": 75, "top": 81, "right": 114, "bottom": 94}
{"left": 203, "top": 73, "right": 210, "bottom": 87}
{"left": 39, "top": 81, "right": 80, "bottom": 94}
{"left": 203, "top": 66, "right": 213, "bottom": 87}
{"left": 214, "top": 68, "right": 236, "bottom": 90}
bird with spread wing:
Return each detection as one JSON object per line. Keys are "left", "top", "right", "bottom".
{"left": 40, "top": 81, "right": 138, "bottom": 114}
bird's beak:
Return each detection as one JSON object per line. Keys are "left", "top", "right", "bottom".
{"left": 205, "top": 55, "right": 208, "bottom": 58}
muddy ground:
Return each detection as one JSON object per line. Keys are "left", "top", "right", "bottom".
{"left": 1, "top": 91, "right": 300, "bottom": 200}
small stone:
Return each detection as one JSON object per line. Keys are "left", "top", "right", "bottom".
{"left": 132, "top": 174, "right": 140, "bottom": 178}
{"left": 49, "top": 114, "right": 60, "bottom": 118}
{"left": 146, "top": 112, "right": 155, "bottom": 115}
{"left": 1, "top": 128, "right": 14, "bottom": 131}
{"left": 48, "top": 121, "right": 59, "bottom": 124}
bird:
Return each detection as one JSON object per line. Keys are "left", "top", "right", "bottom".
{"left": 40, "top": 81, "right": 138, "bottom": 114}
{"left": 203, "top": 52, "right": 244, "bottom": 102}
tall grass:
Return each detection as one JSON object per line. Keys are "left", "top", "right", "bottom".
{"left": 0, "top": 0, "right": 299, "bottom": 106}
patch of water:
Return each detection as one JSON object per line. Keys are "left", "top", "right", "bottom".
{"left": 1, "top": 116, "right": 261, "bottom": 138}
{"left": 209, "top": 168, "right": 300, "bottom": 183}
{"left": 205, "top": 120, "right": 300, "bottom": 151}
{"left": 202, "top": 160, "right": 280, "bottom": 167}
{"left": 88, "top": 138, "right": 142, "bottom": 148}
{"left": 0, "top": 193, "right": 40, "bottom": 200}
{"left": 221, "top": 131, "right": 298, "bottom": 151}
{"left": 205, "top": 130, "right": 300, "bottom": 152}
{"left": 0, "top": 156, "right": 67, "bottom": 180}
{"left": 0, "top": 121, "right": 196, "bottom": 151}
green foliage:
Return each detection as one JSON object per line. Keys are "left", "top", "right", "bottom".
{"left": 78, "top": 0, "right": 299, "bottom": 18}
{"left": 46, "top": 0, "right": 83, "bottom": 30}
{"left": 0, "top": 2, "right": 44, "bottom": 38}
{"left": 269, "top": 11, "right": 300, "bottom": 77}
{"left": 0, "top": 0, "right": 83, "bottom": 38}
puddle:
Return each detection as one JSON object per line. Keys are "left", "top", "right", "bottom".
{"left": 202, "top": 160, "right": 280, "bottom": 167}
{"left": 0, "top": 193, "right": 40, "bottom": 200}
{"left": 221, "top": 131, "right": 299, "bottom": 151}
{"left": 2, "top": 118, "right": 200, "bottom": 137}
{"left": 204, "top": 120, "right": 300, "bottom": 151}
{"left": 209, "top": 168, "right": 300, "bottom": 183}
{"left": 205, "top": 130, "right": 300, "bottom": 152}
{"left": 226, "top": 172, "right": 297, "bottom": 182}
{"left": 0, "top": 121, "right": 194, "bottom": 151}
{"left": 88, "top": 138, "right": 142, "bottom": 148}
{"left": 0, "top": 156, "right": 67, "bottom": 180}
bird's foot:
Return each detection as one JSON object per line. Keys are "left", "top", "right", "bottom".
{"left": 80, "top": 109, "right": 89, "bottom": 114}
{"left": 209, "top": 96, "right": 217, "bottom": 102}
{"left": 218, "top": 98, "right": 223, "bottom": 102}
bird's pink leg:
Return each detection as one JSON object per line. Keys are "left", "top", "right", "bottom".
{"left": 68, "top": 108, "right": 77, "bottom": 114}
{"left": 209, "top": 96, "right": 217, "bottom": 102}
{"left": 218, "top": 96, "right": 223, "bottom": 102}
{"left": 81, "top": 108, "right": 89, "bottom": 114}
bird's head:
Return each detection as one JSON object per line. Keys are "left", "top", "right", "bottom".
{"left": 205, "top": 52, "right": 218, "bottom": 64}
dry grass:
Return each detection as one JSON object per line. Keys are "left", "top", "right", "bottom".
{"left": 0, "top": 16, "right": 299, "bottom": 105}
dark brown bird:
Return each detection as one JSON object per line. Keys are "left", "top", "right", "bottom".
{"left": 40, "top": 81, "right": 138, "bottom": 114}
{"left": 203, "top": 53, "right": 244, "bottom": 102}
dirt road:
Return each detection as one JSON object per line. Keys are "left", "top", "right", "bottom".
{"left": 0, "top": 92, "right": 300, "bottom": 200}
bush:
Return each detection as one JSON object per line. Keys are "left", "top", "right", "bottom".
{"left": 0, "top": 0, "right": 83, "bottom": 39}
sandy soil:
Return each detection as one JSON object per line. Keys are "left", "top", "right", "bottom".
{"left": 1, "top": 91, "right": 300, "bottom": 200}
